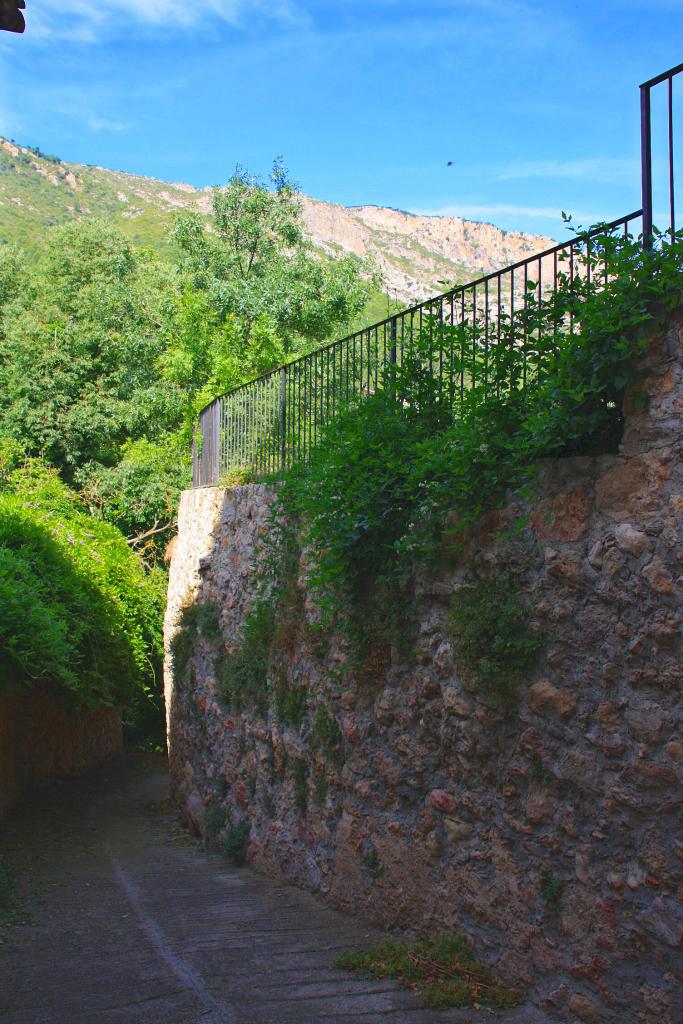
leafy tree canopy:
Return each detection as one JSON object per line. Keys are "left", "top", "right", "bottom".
{"left": 0, "top": 221, "right": 181, "bottom": 482}
{"left": 0, "top": 164, "right": 375, "bottom": 556}
{"left": 169, "top": 161, "right": 376, "bottom": 389}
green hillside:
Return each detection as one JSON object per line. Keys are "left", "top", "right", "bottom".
{"left": 0, "top": 138, "right": 396, "bottom": 330}
{"left": 0, "top": 140, "right": 202, "bottom": 253}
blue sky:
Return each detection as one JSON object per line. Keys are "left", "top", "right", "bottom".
{"left": 0, "top": 1, "right": 681, "bottom": 239}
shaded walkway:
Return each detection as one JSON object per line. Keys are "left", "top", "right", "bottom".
{"left": 0, "top": 755, "right": 547, "bottom": 1023}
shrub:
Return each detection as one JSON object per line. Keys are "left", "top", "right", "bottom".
{"left": 0, "top": 458, "right": 163, "bottom": 709}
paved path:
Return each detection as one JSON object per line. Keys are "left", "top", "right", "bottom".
{"left": 0, "top": 754, "right": 548, "bottom": 1024}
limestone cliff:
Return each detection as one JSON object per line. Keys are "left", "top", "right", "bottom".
{"left": 0, "top": 137, "right": 553, "bottom": 303}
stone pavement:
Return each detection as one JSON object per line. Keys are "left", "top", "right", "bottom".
{"left": 0, "top": 754, "right": 548, "bottom": 1024}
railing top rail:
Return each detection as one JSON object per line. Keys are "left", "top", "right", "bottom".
{"left": 202, "top": 208, "right": 643, "bottom": 411}
{"left": 640, "top": 62, "right": 683, "bottom": 90}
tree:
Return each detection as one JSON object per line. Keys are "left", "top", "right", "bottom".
{"left": 170, "top": 160, "right": 375, "bottom": 381}
{"left": 0, "top": 221, "right": 181, "bottom": 481}
{"left": 0, "top": 165, "right": 377, "bottom": 557}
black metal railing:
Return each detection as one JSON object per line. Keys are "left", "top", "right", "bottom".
{"left": 641, "top": 61, "right": 682, "bottom": 246}
{"left": 192, "top": 64, "right": 681, "bottom": 488}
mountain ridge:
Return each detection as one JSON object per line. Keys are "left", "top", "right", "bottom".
{"left": 0, "top": 137, "right": 554, "bottom": 303}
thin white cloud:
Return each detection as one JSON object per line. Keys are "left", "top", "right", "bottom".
{"left": 87, "top": 115, "right": 132, "bottom": 133}
{"left": 414, "top": 203, "right": 600, "bottom": 222}
{"left": 27, "top": 0, "right": 305, "bottom": 42}
{"left": 494, "top": 157, "right": 638, "bottom": 184}
{"left": 38, "top": 86, "right": 136, "bottom": 134}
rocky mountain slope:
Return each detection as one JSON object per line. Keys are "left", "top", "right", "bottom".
{"left": 0, "top": 138, "right": 553, "bottom": 303}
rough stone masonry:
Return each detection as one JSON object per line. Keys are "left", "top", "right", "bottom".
{"left": 165, "top": 317, "right": 683, "bottom": 1024}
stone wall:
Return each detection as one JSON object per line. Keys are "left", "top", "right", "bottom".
{"left": 0, "top": 687, "right": 122, "bottom": 822}
{"left": 165, "top": 320, "right": 683, "bottom": 1024}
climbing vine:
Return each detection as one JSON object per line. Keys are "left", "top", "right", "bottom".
{"left": 271, "top": 228, "right": 683, "bottom": 658}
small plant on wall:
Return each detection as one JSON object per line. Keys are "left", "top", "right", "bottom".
{"left": 292, "top": 757, "right": 309, "bottom": 813}
{"left": 170, "top": 599, "right": 222, "bottom": 679}
{"left": 219, "top": 820, "right": 250, "bottom": 866}
{"left": 216, "top": 598, "right": 275, "bottom": 715}
{"left": 309, "top": 706, "right": 344, "bottom": 764}
{"left": 447, "top": 573, "right": 544, "bottom": 706}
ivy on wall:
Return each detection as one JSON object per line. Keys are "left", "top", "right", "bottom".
{"left": 269, "top": 228, "right": 683, "bottom": 659}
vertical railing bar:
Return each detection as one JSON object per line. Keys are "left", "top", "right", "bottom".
{"left": 569, "top": 245, "right": 575, "bottom": 336}
{"left": 280, "top": 366, "right": 287, "bottom": 472}
{"left": 302, "top": 357, "right": 308, "bottom": 463}
{"left": 449, "top": 293, "right": 455, "bottom": 408}
{"left": 213, "top": 400, "right": 220, "bottom": 486}
{"left": 369, "top": 326, "right": 374, "bottom": 394}
{"left": 330, "top": 343, "right": 334, "bottom": 423}
{"left": 256, "top": 381, "right": 261, "bottom": 478}
{"left": 224, "top": 397, "right": 229, "bottom": 481}
{"left": 641, "top": 81, "right": 653, "bottom": 248}
{"left": 319, "top": 350, "right": 323, "bottom": 445}
{"left": 553, "top": 250, "right": 559, "bottom": 356}
{"left": 313, "top": 353, "right": 318, "bottom": 452}
{"left": 484, "top": 278, "right": 489, "bottom": 397}
{"left": 536, "top": 257, "right": 542, "bottom": 380}
{"left": 669, "top": 74, "right": 676, "bottom": 240}
{"left": 471, "top": 286, "right": 477, "bottom": 390}
{"left": 327, "top": 344, "right": 332, "bottom": 430}
{"left": 522, "top": 262, "right": 528, "bottom": 388}
{"left": 509, "top": 268, "right": 515, "bottom": 395}
{"left": 438, "top": 299, "right": 444, "bottom": 389}
{"left": 310, "top": 353, "right": 315, "bottom": 458}
{"left": 322, "top": 348, "right": 327, "bottom": 434}
{"left": 345, "top": 335, "right": 350, "bottom": 404}
{"left": 496, "top": 273, "right": 502, "bottom": 399}
{"left": 460, "top": 288, "right": 465, "bottom": 402}
{"left": 373, "top": 324, "right": 379, "bottom": 393}
{"left": 314, "top": 351, "right": 318, "bottom": 454}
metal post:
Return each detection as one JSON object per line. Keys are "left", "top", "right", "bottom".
{"left": 669, "top": 75, "right": 676, "bottom": 239}
{"left": 389, "top": 317, "right": 397, "bottom": 365}
{"left": 191, "top": 430, "right": 199, "bottom": 488}
{"left": 641, "top": 83, "right": 653, "bottom": 249}
{"left": 212, "top": 400, "right": 221, "bottom": 486}
{"left": 280, "top": 366, "right": 287, "bottom": 471}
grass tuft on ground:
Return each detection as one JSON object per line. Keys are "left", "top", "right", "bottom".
{"left": 333, "top": 934, "right": 523, "bottom": 1010}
